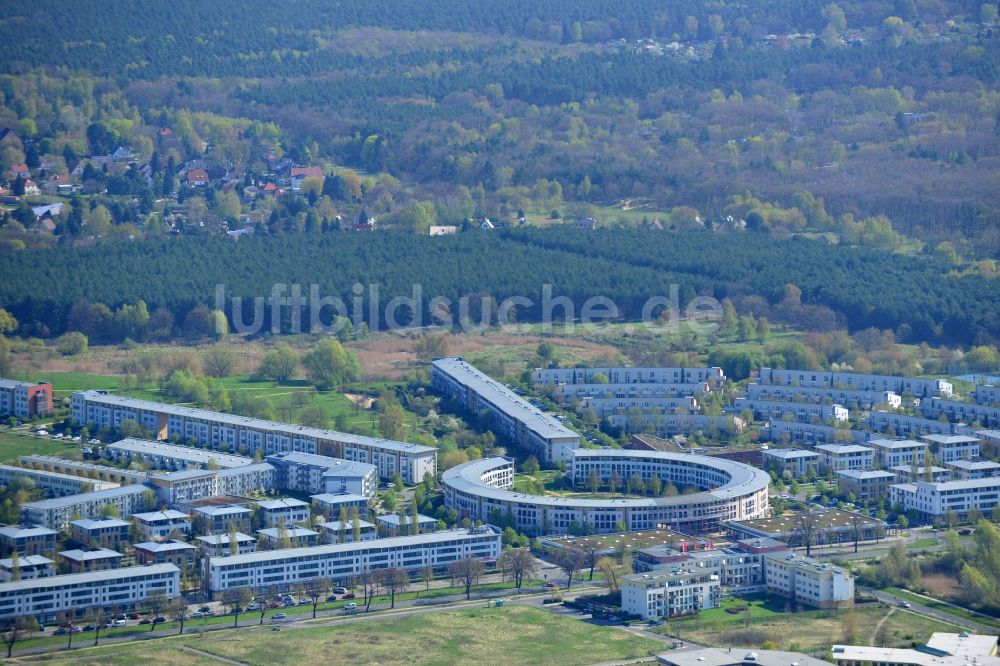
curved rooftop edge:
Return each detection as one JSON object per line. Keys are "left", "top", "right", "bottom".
{"left": 443, "top": 450, "right": 770, "bottom": 535}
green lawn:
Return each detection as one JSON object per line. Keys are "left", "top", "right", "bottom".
{"left": 33, "top": 605, "right": 661, "bottom": 666}
{"left": 907, "top": 538, "right": 940, "bottom": 549}
{"left": 0, "top": 429, "right": 83, "bottom": 463}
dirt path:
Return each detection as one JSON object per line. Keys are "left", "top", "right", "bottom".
{"left": 868, "top": 607, "right": 895, "bottom": 645}
{"left": 181, "top": 644, "right": 249, "bottom": 665}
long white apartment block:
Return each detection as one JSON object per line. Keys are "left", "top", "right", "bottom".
{"left": 207, "top": 527, "right": 501, "bottom": 594}
{"left": 533, "top": 366, "right": 725, "bottom": 387}
{"left": 890, "top": 477, "right": 1000, "bottom": 518}
{"left": 756, "top": 368, "right": 952, "bottom": 398}
{"left": 762, "top": 420, "right": 866, "bottom": 445}
{"left": 921, "top": 398, "right": 1000, "bottom": 429}
{"left": 0, "top": 564, "right": 179, "bottom": 620}
{"left": 870, "top": 410, "right": 973, "bottom": 438}
{"left": 71, "top": 391, "right": 436, "bottom": 483}
{"left": 104, "top": 437, "right": 252, "bottom": 470}
{"left": 577, "top": 395, "right": 700, "bottom": 416}
{"left": 734, "top": 398, "right": 848, "bottom": 423}
{"left": 18, "top": 455, "right": 149, "bottom": 486}
{"left": 20, "top": 485, "right": 152, "bottom": 531}
{"left": 146, "top": 463, "right": 277, "bottom": 504}
{"left": 0, "top": 464, "right": 118, "bottom": 496}
{"left": 431, "top": 358, "right": 580, "bottom": 463}
{"left": 746, "top": 383, "right": 900, "bottom": 409}
{"left": 551, "top": 382, "right": 711, "bottom": 406}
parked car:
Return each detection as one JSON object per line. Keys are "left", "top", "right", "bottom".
{"left": 191, "top": 612, "right": 203, "bottom": 619}
{"left": 112, "top": 620, "right": 127, "bottom": 627}
{"left": 326, "top": 595, "right": 338, "bottom": 602}
{"left": 247, "top": 602, "right": 261, "bottom": 611}
{"left": 153, "top": 617, "right": 166, "bottom": 624}
{"left": 83, "top": 624, "right": 96, "bottom": 632}
{"left": 343, "top": 603, "right": 357, "bottom": 611}
{"left": 199, "top": 606, "right": 211, "bottom": 613}
{"left": 53, "top": 627, "right": 68, "bottom": 635}
{"left": 899, "top": 601, "right": 911, "bottom": 608}
{"left": 342, "top": 593, "right": 356, "bottom": 599}
{"left": 271, "top": 613, "right": 287, "bottom": 620}
{"left": 129, "top": 613, "right": 141, "bottom": 620}
{"left": 138, "top": 618, "right": 151, "bottom": 625}
{"left": 544, "top": 582, "right": 557, "bottom": 588}
{"left": 298, "top": 599, "right": 310, "bottom": 605}
{"left": 333, "top": 587, "right": 347, "bottom": 594}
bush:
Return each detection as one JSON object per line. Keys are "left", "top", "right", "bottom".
{"left": 55, "top": 331, "right": 88, "bottom": 355}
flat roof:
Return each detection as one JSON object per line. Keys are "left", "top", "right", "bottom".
{"left": 320, "top": 520, "right": 375, "bottom": 530}
{"left": 0, "top": 463, "right": 117, "bottom": 485}
{"left": 814, "top": 444, "right": 873, "bottom": 454}
{"left": 78, "top": 391, "right": 436, "bottom": 455}
{"left": 869, "top": 438, "right": 926, "bottom": 449}
{"left": 433, "top": 358, "right": 580, "bottom": 442}
{"left": 0, "top": 564, "right": 179, "bottom": 593}
{"left": 131, "top": 510, "right": 189, "bottom": 521}
{"left": 210, "top": 527, "right": 499, "bottom": 567}
{"left": 921, "top": 434, "right": 981, "bottom": 445}
{"left": 108, "top": 438, "right": 251, "bottom": 468}
{"left": 444, "top": 453, "right": 770, "bottom": 509}
{"left": 70, "top": 518, "right": 131, "bottom": 530}
{"left": 377, "top": 513, "right": 435, "bottom": 526}
{"left": 258, "top": 527, "right": 319, "bottom": 538}
{"left": 0, "top": 555, "right": 52, "bottom": 568}
{"left": 266, "top": 452, "right": 376, "bottom": 477}
{"left": 194, "top": 504, "right": 251, "bottom": 517}
{"left": 944, "top": 459, "right": 1000, "bottom": 470}
{"left": 542, "top": 529, "right": 695, "bottom": 553}
{"left": 728, "top": 507, "right": 885, "bottom": 534}
{"left": 916, "top": 477, "right": 1000, "bottom": 491}
{"left": 889, "top": 465, "right": 948, "bottom": 474}
{"left": 835, "top": 469, "right": 896, "bottom": 480}
{"left": 310, "top": 493, "right": 370, "bottom": 505}
{"left": 0, "top": 525, "right": 58, "bottom": 538}
{"left": 59, "top": 548, "right": 122, "bottom": 561}
{"left": 196, "top": 533, "right": 255, "bottom": 545}
{"left": 21, "top": 484, "right": 149, "bottom": 511}
{"left": 762, "top": 449, "right": 819, "bottom": 459}
{"left": 134, "top": 540, "right": 196, "bottom": 553}
{"left": 257, "top": 498, "right": 310, "bottom": 510}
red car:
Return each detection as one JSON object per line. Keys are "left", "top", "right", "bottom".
{"left": 342, "top": 593, "right": 356, "bottom": 599}
{"left": 130, "top": 613, "right": 142, "bottom": 620}
{"left": 544, "top": 582, "right": 557, "bottom": 588}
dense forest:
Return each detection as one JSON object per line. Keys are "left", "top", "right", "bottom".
{"left": 0, "top": 230, "right": 996, "bottom": 346}
{"left": 0, "top": 0, "right": 999, "bottom": 256}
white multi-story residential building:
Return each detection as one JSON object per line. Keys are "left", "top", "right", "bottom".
{"left": 889, "top": 465, "right": 950, "bottom": 483}
{"left": 0, "top": 379, "right": 52, "bottom": 418}
{"left": 432, "top": 358, "right": 580, "bottom": 463}
{"left": 551, "top": 382, "right": 711, "bottom": 406}
{"left": 69, "top": 518, "right": 131, "bottom": 550}
{"left": 196, "top": 533, "right": 257, "bottom": 557}
{"left": 146, "top": 464, "right": 277, "bottom": 504}
{"left": 19, "top": 485, "right": 152, "bottom": 531}
{"left": 320, "top": 520, "right": 377, "bottom": 544}
{"left": 0, "top": 464, "right": 117, "bottom": 497}
{"left": 59, "top": 548, "right": 123, "bottom": 573}
{"left": 207, "top": 527, "right": 502, "bottom": 595}
{"left": 976, "top": 429, "right": 1000, "bottom": 458}
{"left": 257, "top": 498, "right": 311, "bottom": 528}
{"left": 756, "top": 368, "right": 951, "bottom": 398}
{"left": 0, "top": 564, "right": 180, "bottom": 621}
{"left": 921, "top": 434, "right": 981, "bottom": 463}
{"left": 377, "top": 513, "right": 437, "bottom": 536}
{"left": 0, "top": 555, "right": 54, "bottom": 582}
{"left": 134, "top": 540, "right": 197, "bottom": 568}
{"left": 104, "top": 438, "right": 251, "bottom": 470}
{"left": 192, "top": 505, "right": 253, "bottom": 535}
{"left": 577, "top": 395, "right": 700, "bottom": 418}
{"left": 945, "top": 459, "right": 1000, "bottom": 480}
{"left": 869, "top": 411, "right": 970, "bottom": 439}
{"left": 621, "top": 569, "right": 721, "bottom": 620}
{"left": 18, "top": 455, "right": 148, "bottom": 486}
{"left": 836, "top": 470, "right": 896, "bottom": 501}
{"left": 533, "top": 366, "right": 725, "bottom": 387}
{"left": 445, "top": 453, "right": 770, "bottom": 535}
{"left": 973, "top": 385, "right": 1000, "bottom": 406}
{"left": 762, "top": 449, "right": 820, "bottom": 478}
{"left": 890, "top": 478, "right": 1000, "bottom": 518}
{"left": 131, "top": 510, "right": 192, "bottom": 541}
{"left": 0, "top": 526, "right": 58, "bottom": 557}
{"left": 745, "top": 383, "right": 900, "bottom": 410}
{"left": 71, "top": 391, "right": 436, "bottom": 483}
{"left": 921, "top": 398, "right": 1000, "bottom": 429}
{"left": 815, "top": 444, "right": 874, "bottom": 472}
{"left": 310, "top": 493, "right": 371, "bottom": 519}
{"left": 762, "top": 420, "right": 866, "bottom": 446}
{"left": 734, "top": 398, "right": 849, "bottom": 424}
{"left": 258, "top": 527, "right": 321, "bottom": 549}
{"left": 870, "top": 438, "right": 928, "bottom": 468}
{"left": 763, "top": 552, "right": 854, "bottom": 609}
{"left": 600, "top": 412, "right": 743, "bottom": 438}
{"left": 266, "top": 452, "right": 377, "bottom": 497}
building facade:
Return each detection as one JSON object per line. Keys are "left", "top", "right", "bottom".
{"left": 20, "top": 485, "right": 152, "bottom": 531}
{"left": 0, "top": 379, "right": 52, "bottom": 418}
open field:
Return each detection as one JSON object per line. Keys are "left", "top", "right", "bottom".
{"left": 29, "top": 606, "right": 662, "bottom": 666}
{"left": 0, "top": 429, "right": 83, "bottom": 464}
{"left": 658, "top": 596, "right": 959, "bottom": 654}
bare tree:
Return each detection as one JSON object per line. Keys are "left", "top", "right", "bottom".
{"left": 2, "top": 616, "right": 38, "bottom": 657}
{"left": 555, "top": 548, "right": 585, "bottom": 589}
{"left": 305, "top": 577, "right": 331, "bottom": 618}
{"left": 57, "top": 611, "right": 75, "bottom": 648}
{"left": 448, "top": 557, "right": 484, "bottom": 599}
{"left": 795, "top": 508, "right": 820, "bottom": 556}
{"left": 169, "top": 597, "right": 187, "bottom": 635}
{"left": 850, "top": 513, "right": 865, "bottom": 553}
{"left": 360, "top": 568, "right": 381, "bottom": 612}
{"left": 421, "top": 565, "right": 434, "bottom": 593}
{"left": 596, "top": 556, "right": 621, "bottom": 593}
{"left": 577, "top": 542, "right": 602, "bottom": 580}
{"left": 85, "top": 608, "right": 107, "bottom": 645}
{"left": 376, "top": 568, "right": 409, "bottom": 608}
{"left": 497, "top": 548, "right": 535, "bottom": 592}
{"left": 144, "top": 589, "right": 169, "bottom": 631}
{"left": 223, "top": 588, "right": 252, "bottom": 628}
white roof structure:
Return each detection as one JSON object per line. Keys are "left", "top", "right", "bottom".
{"left": 0, "top": 563, "right": 178, "bottom": 594}
{"left": 107, "top": 438, "right": 251, "bottom": 468}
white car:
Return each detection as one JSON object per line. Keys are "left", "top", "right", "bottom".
{"left": 343, "top": 603, "right": 357, "bottom": 611}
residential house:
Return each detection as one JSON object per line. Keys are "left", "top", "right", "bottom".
{"left": 131, "top": 510, "right": 191, "bottom": 541}
{"left": 59, "top": 548, "right": 123, "bottom": 573}
{"left": 133, "top": 540, "right": 197, "bottom": 569}
{"left": 258, "top": 527, "right": 320, "bottom": 550}
{"left": 0, "top": 555, "right": 54, "bottom": 582}
{"left": 0, "top": 526, "right": 58, "bottom": 557}
{"left": 69, "top": 518, "right": 130, "bottom": 550}
{"left": 196, "top": 533, "right": 257, "bottom": 557}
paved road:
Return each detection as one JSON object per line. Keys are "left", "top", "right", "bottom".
{"left": 861, "top": 588, "right": 997, "bottom": 635}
